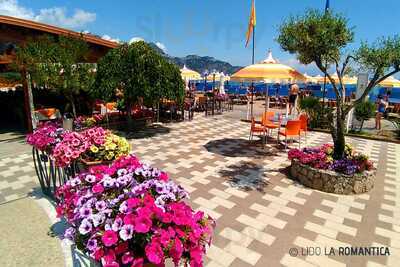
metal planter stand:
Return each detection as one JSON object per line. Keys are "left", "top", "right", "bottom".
{"left": 32, "top": 147, "right": 79, "bottom": 199}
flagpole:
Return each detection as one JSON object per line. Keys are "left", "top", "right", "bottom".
{"left": 251, "top": 22, "right": 255, "bottom": 119}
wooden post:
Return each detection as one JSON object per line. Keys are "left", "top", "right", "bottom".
{"left": 21, "top": 69, "right": 35, "bottom": 132}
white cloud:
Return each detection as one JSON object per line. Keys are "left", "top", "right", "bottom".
{"left": 0, "top": 0, "right": 33, "bottom": 19}
{"left": 155, "top": 42, "right": 167, "bottom": 53}
{"left": 129, "top": 37, "right": 144, "bottom": 44}
{"left": 0, "top": 0, "right": 96, "bottom": 28}
{"left": 281, "top": 58, "right": 320, "bottom": 75}
{"left": 101, "top": 34, "right": 120, "bottom": 43}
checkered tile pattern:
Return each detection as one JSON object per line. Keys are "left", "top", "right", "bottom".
{"left": 1, "top": 113, "right": 400, "bottom": 267}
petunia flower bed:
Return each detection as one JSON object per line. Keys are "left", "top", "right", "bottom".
{"left": 27, "top": 124, "right": 130, "bottom": 168}
{"left": 56, "top": 155, "right": 215, "bottom": 267}
{"left": 288, "top": 144, "right": 374, "bottom": 175}
{"left": 26, "top": 121, "right": 65, "bottom": 154}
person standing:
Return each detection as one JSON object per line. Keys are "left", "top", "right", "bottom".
{"left": 375, "top": 95, "right": 388, "bottom": 130}
{"left": 288, "top": 83, "right": 299, "bottom": 115}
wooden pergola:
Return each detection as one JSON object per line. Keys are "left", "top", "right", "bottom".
{"left": 0, "top": 15, "right": 119, "bottom": 131}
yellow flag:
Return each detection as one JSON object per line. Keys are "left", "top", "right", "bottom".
{"left": 245, "top": 0, "right": 256, "bottom": 47}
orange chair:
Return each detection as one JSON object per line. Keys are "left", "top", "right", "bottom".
{"left": 299, "top": 114, "right": 308, "bottom": 144}
{"left": 249, "top": 117, "right": 266, "bottom": 146}
{"left": 278, "top": 120, "right": 301, "bottom": 149}
{"left": 261, "top": 111, "right": 280, "bottom": 142}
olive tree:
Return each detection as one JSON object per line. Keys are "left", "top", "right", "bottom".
{"left": 16, "top": 35, "right": 95, "bottom": 117}
{"left": 277, "top": 9, "right": 400, "bottom": 158}
{"left": 94, "top": 41, "right": 184, "bottom": 125}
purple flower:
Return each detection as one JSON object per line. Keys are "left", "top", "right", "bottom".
{"left": 79, "top": 219, "right": 92, "bottom": 235}
{"left": 119, "top": 201, "right": 129, "bottom": 214}
{"left": 87, "top": 238, "right": 98, "bottom": 251}
{"left": 91, "top": 213, "right": 105, "bottom": 227}
{"left": 102, "top": 176, "right": 116, "bottom": 187}
{"left": 79, "top": 207, "right": 92, "bottom": 218}
{"left": 117, "top": 168, "right": 128, "bottom": 176}
{"left": 69, "top": 178, "right": 81, "bottom": 187}
{"left": 95, "top": 200, "right": 107, "bottom": 211}
{"left": 64, "top": 227, "right": 75, "bottom": 240}
{"left": 85, "top": 175, "right": 96, "bottom": 183}
{"left": 119, "top": 224, "right": 134, "bottom": 241}
{"left": 112, "top": 217, "right": 123, "bottom": 231}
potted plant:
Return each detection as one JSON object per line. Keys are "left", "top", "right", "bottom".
{"left": 56, "top": 155, "right": 215, "bottom": 267}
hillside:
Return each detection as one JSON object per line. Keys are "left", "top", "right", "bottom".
{"left": 148, "top": 43, "right": 242, "bottom": 75}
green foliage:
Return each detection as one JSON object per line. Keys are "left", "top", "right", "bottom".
{"left": 277, "top": 9, "right": 354, "bottom": 66}
{"left": 277, "top": 8, "right": 400, "bottom": 158}
{"left": 356, "top": 36, "right": 400, "bottom": 77}
{"left": 94, "top": 41, "right": 184, "bottom": 110}
{"left": 298, "top": 97, "right": 322, "bottom": 128}
{"left": 0, "top": 72, "right": 21, "bottom": 82}
{"left": 354, "top": 101, "right": 375, "bottom": 122}
{"left": 15, "top": 35, "right": 95, "bottom": 117}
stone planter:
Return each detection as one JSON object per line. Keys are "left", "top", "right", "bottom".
{"left": 290, "top": 159, "right": 375, "bottom": 195}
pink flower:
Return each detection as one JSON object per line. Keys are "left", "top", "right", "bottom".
{"left": 145, "top": 241, "right": 163, "bottom": 264}
{"left": 134, "top": 215, "right": 152, "bottom": 233}
{"left": 190, "top": 246, "right": 203, "bottom": 266}
{"left": 127, "top": 198, "right": 140, "bottom": 209}
{"left": 123, "top": 214, "right": 135, "bottom": 225}
{"left": 92, "top": 184, "right": 104, "bottom": 194}
{"left": 131, "top": 258, "right": 144, "bottom": 267}
{"left": 159, "top": 172, "right": 169, "bottom": 181}
{"left": 102, "top": 230, "right": 118, "bottom": 247}
{"left": 170, "top": 237, "right": 183, "bottom": 265}
{"left": 121, "top": 252, "right": 134, "bottom": 264}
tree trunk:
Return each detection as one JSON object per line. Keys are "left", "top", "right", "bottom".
{"left": 126, "top": 102, "right": 133, "bottom": 131}
{"left": 66, "top": 94, "right": 77, "bottom": 118}
{"left": 332, "top": 107, "right": 346, "bottom": 159}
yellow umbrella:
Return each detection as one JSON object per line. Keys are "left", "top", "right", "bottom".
{"left": 316, "top": 73, "right": 357, "bottom": 85}
{"left": 379, "top": 76, "right": 400, "bottom": 87}
{"left": 180, "top": 65, "right": 201, "bottom": 80}
{"left": 230, "top": 51, "right": 306, "bottom": 83}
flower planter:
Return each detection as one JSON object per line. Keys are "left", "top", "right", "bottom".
{"left": 78, "top": 158, "right": 112, "bottom": 170}
{"left": 290, "top": 159, "right": 375, "bottom": 195}
{"left": 32, "top": 147, "right": 78, "bottom": 199}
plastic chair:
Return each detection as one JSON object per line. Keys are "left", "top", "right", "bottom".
{"left": 278, "top": 120, "right": 301, "bottom": 149}
{"left": 299, "top": 114, "right": 308, "bottom": 145}
{"left": 261, "top": 111, "right": 280, "bottom": 142}
{"left": 249, "top": 117, "right": 266, "bottom": 147}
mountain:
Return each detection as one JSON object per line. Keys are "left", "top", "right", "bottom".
{"left": 148, "top": 42, "right": 242, "bottom": 75}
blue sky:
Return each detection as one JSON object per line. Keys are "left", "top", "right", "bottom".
{"left": 1, "top": 0, "right": 399, "bottom": 75}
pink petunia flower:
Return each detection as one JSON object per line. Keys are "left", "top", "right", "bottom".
{"left": 102, "top": 230, "right": 118, "bottom": 247}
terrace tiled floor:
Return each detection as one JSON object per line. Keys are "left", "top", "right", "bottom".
{"left": 0, "top": 112, "right": 400, "bottom": 267}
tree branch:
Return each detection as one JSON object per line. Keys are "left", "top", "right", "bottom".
{"left": 344, "top": 68, "right": 400, "bottom": 115}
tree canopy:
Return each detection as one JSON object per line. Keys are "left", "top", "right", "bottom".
{"left": 16, "top": 35, "right": 95, "bottom": 117}
{"left": 277, "top": 9, "right": 400, "bottom": 158}
{"left": 94, "top": 41, "right": 184, "bottom": 110}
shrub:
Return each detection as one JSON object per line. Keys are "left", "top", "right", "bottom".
{"left": 354, "top": 101, "right": 375, "bottom": 131}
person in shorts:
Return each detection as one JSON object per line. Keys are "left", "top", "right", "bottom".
{"left": 375, "top": 95, "right": 388, "bottom": 130}
{"left": 289, "top": 83, "right": 299, "bottom": 115}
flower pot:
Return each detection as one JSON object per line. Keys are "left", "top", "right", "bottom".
{"left": 79, "top": 158, "right": 112, "bottom": 170}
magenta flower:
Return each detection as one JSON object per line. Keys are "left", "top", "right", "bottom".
{"left": 145, "top": 241, "right": 164, "bottom": 264}
{"left": 102, "top": 230, "right": 118, "bottom": 247}
{"left": 134, "top": 215, "right": 152, "bottom": 233}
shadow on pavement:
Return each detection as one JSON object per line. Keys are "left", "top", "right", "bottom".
{"left": 218, "top": 161, "right": 270, "bottom": 192}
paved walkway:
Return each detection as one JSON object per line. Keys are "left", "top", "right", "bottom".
{"left": 0, "top": 111, "right": 400, "bottom": 266}
{"left": 0, "top": 197, "right": 64, "bottom": 267}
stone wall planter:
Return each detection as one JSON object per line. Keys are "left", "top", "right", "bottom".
{"left": 290, "top": 159, "right": 375, "bottom": 195}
